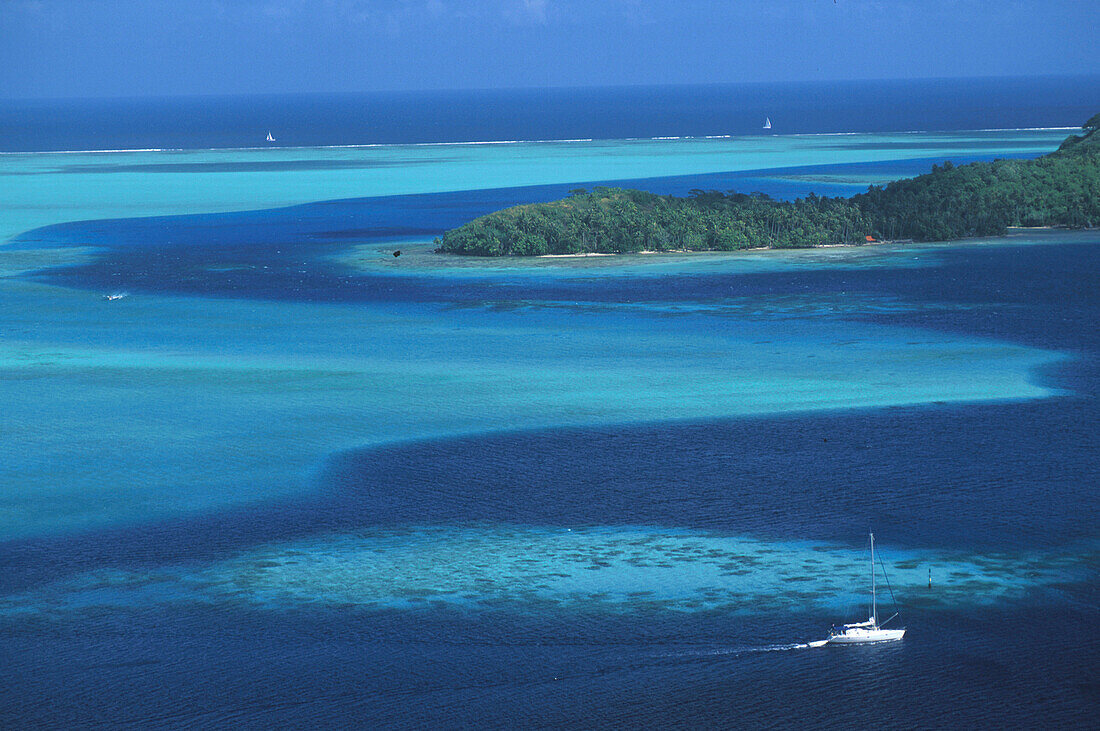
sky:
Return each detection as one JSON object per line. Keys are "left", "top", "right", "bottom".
{"left": 1, "top": 0, "right": 1098, "bottom": 99}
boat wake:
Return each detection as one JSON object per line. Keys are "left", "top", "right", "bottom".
{"left": 655, "top": 641, "right": 826, "bottom": 661}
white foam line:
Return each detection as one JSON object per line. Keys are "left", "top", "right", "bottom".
{"left": 0, "top": 147, "right": 179, "bottom": 155}
{"left": 314, "top": 137, "right": 598, "bottom": 148}
{"left": 975, "top": 126, "right": 1079, "bottom": 132}
{"left": 0, "top": 126, "right": 1077, "bottom": 156}
{"left": 0, "top": 139, "right": 604, "bottom": 156}
{"left": 790, "top": 132, "right": 864, "bottom": 137}
{"left": 790, "top": 126, "right": 1077, "bottom": 138}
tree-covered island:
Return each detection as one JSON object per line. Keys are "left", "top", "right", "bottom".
{"left": 436, "top": 114, "right": 1100, "bottom": 256}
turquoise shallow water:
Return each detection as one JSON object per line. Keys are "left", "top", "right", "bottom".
{"left": 0, "top": 268, "right": 1060, "bottom": 539}
{"left": 0, "top": 131, "right": 1076, "bottom": 543}
{"left": 1, "top": 124, "right": 1097, "bottom": 727}
{"left": 0, "top": 128, "right": 1068, "bottom": 243}
{"left": 0, "top": 130, "right": 1079, "bottom": 581}
{"left": 2, "top": 525, "right": 1089, "bottom": 618}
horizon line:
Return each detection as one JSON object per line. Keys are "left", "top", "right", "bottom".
{"left": 5, "top": 72, "right": 1100, "bottom": 105}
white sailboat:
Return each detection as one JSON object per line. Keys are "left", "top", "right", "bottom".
{"left": 266, "top": 131, "right": 276, "bottom": 142}
{"left": 763, "top": 116, "right": 772, "bottom": 130}
{"left": 822, "top": 532, "right": 905, "bottom": 645}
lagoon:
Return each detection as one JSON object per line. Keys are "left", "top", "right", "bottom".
{"left": 1, "top": 117, "right": 1097, "bottom": 726}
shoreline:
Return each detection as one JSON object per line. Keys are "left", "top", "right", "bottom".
{"left": 439, "top": 226, "right": 1094, "bottom": 262}
{"left": 336, "top": 228, "right": 1098, "bottom": 277}
{"left": 536, "top": 252, "right": 615, "bottom": 258}
{"left": 449, "top": 238, "right": 930, "bottom": 261}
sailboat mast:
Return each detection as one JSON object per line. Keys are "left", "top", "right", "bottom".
{"left": 870, "top": 531, "right": 877, "bottom": 624}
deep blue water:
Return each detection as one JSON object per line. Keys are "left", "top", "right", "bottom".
{"left": 4, "top": 75, "right": 1099, "bottom": 152}
{"left": 11, "top": 153, "right": 1044, "bottom": 304}
{"left": 14, "top": 155, "right": 1000, "bottom": 248}
{"left": 4, "top": 597, "right": 1097, "bottom": 728}
{"left": 3, "top": 79, "right": 1100, "bottom": 726}
{"left": 3, "top": 232, "right": 1099, "bottom": 726}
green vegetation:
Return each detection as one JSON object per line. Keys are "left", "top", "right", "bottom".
{"left": 855, "top": 118, "right": 1100, "bottom": 240}
{"left": 436, "top": 116, "right": 1100, "bottom": 256}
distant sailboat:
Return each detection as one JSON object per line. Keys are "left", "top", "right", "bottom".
{"left": 763, "top": 117, "right": 772, "bottom": 130}
{"left": 266, "top": 131, "right": 276, "bottom": 142}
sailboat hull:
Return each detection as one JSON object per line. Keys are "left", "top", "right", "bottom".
{"left": 819, "top": 533, "right": 907, "bottom": 645}
{"left": 826, "top": 627, "right": 905, "bottom": 645}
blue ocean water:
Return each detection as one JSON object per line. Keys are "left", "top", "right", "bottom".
{"left": 3, "top": 239, "right": 1098, "bottom": 728}
{"left": 10, "top": 154, "right": 1045, "bottom": 299}
{"left": 2, "top": 82, "right": 1099, "bottom": 727}
{"left": 3, "top": 75, "right": 1099, "bottom": 152}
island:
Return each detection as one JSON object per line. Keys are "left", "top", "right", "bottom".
{"left": 436, "top": 114, "right": 1100, "bottom": 256}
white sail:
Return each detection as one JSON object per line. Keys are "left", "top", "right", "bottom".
{"left": 821, "top": 532, "right": 906, "bottom": 645}
{"left": 763, "top": 117, "right": 772, "bottom": 130}
{"left": 266, "top": 131, "right": 275, "bottom": 142}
